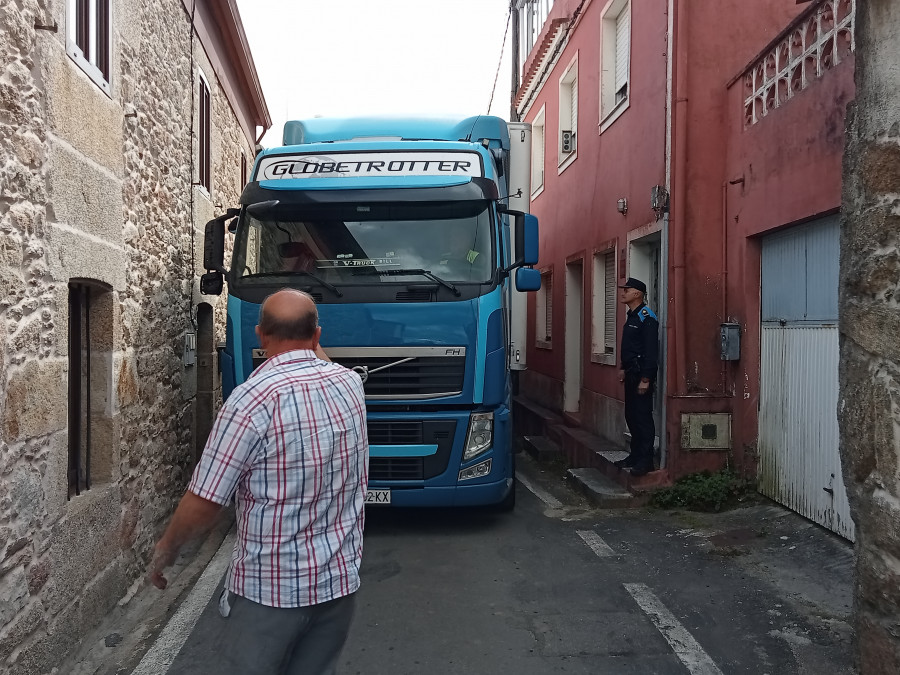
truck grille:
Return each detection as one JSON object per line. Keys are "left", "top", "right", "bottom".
{"left": 329, "top": 347, "right": 466, "bottom": 399}
{"left": 367, "top": 419, "right": 457, "bottom": 481}
{"left": 369, "top": 457, "right": 424, "bottom": 481}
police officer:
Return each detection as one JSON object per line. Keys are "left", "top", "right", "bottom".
{"left": 615, "top": 277, "right": 659, "bottom": 476}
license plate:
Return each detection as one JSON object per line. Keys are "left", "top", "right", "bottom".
{"left": 365, "top": 489, "right": 391, "bottom": 505}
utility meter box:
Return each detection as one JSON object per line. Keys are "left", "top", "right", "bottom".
{"left": 720, "top": 323, "right": 741, "bottom": 361}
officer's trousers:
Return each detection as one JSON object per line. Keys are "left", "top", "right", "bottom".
{"left": 624, "top": 371, "right": 655, "bottom": 469}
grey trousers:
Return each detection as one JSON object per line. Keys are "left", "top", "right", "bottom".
{"left": 215, "top": 590, "right": 356, "bottom": 675}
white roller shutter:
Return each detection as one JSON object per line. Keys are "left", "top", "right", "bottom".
{"left": 615, "top": 6, "right": 630, "bottom": 95}
{"left": 604, "top": 252, "right": 616, "bottom": 351}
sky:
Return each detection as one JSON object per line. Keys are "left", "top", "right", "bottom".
{"left": 235, "top": 0, "right": 514, "bottom": 147}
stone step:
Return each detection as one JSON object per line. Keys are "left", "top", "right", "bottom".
{"left": 522, "top": 435, "right": 562, "bottom": 462}
{"left": 566, "top": 468, "right": 642, "bottom": 508}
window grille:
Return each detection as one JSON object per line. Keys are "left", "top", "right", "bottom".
{"left": 67, "top": 0, "right": 112, "bottom": 93}
{"left": 68, "top": 283, "right": 92, "bottom": 497}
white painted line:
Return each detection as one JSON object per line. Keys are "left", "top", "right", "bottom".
{"left": 576, "top": 530, "right": 616, "bottom": 557}
{"left": 131, "top": 533, "right": 236, "bottom": 675}
{"left": 624, "top": 583, "right": 724, "bottom": 675}
{"left": 517, "top": 473, "right": 563, "bottom": 509}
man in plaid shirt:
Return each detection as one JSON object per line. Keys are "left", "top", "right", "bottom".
{"left": 149, "top": 289, "right": 368, "bottom": 674}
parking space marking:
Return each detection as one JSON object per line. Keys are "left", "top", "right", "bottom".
{"left": 576, "top": 530, "right": 616, "bottom": 557}
{"left": 517, "top": 473, "right": 563, "bottom": 509}
{"left": 132, "top": 532, "right": 235, "bottom": 675}
{"left": 624, "top": 583, "right": 724, "bottom": 675}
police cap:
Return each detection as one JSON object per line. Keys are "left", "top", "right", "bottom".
{"left": 619, "top": 277, "right": 647, "bottom": 294}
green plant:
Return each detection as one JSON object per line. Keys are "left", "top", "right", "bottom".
{"left": 650, "top": 470, "right": 752, "bottom": 512}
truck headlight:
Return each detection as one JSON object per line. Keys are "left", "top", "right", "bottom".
{"left": 463, "top": 412, "right": 493, "bottom": 461}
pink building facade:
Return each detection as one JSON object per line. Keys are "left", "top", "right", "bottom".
{"left": 514, "top": 0, "right": 855, "bottom": 534}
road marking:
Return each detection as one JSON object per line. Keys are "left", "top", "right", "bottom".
{"left": 517, "top": 473, "right": 563, "bottom": 509}
{"left": 624, "top": 583, "right": 724, "bottom": 675}
{"left": 576, "top": 530, "right": 616, "bottom": 557}
{"left": 131, "top": 533, "right": 235, "bottom": 675}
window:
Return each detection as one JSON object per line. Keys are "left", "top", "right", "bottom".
{"left": 600, "top": 0, "right": 631, "bottom": 128}
{"left": 241, "top": 149, "right": 248, "bottom": 189}
{"left": 536, "top": 271, "right": 553, "bottom": 347}
{"left": 198, "top": 69, "right": 211, "bottom": 192}
{"left": 66, "top": 0, "right": 112, "bottom": 95}
{"left": 591, "top": 249, "right": 617, "bottom": 363}
{"left": 531, "top": 106, "right": 545, "bottom": 196}
{"left": 68, "top": 281, "right": 113, "bottom": 498}
{"left": 558, "top": 57, "right": 578, "bottom": 168}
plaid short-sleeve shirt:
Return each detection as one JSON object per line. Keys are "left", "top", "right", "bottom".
{"left": 189, "top": 349, "right": 368, "bottom": 608}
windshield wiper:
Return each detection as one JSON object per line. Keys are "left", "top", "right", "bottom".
{"left": 353, "top": 268, "right": 460, "bottom": 297}
{"left": 243, "top": 270, "right": 343, "bottom": 297}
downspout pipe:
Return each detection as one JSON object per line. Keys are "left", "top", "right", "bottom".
{"left": 671, "top": 0, "right": 688, "bottom": 395}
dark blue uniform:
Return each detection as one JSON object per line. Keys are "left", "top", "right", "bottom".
{"left": 620, "top": 303, "right": 659, "bottom": 474}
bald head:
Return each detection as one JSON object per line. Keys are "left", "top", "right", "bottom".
{"left": 257, "top": 289, "right": 319, "bottom": 346}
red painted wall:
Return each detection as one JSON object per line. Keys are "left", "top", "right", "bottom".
{"left": 721, "top": 50, "right": 854, "bottom": 472}
{"left": 523, "top": 0, "right": 668, "bottom": 405}
{"left": 519, "top": 0, "right": 853, "bottom": 480}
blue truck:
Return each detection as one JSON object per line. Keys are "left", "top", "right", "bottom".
{"left": 200, "top": 115, "right": 539, "bottom": 509}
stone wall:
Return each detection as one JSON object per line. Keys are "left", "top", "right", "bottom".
{"left": 839, "top": 1, "right": 900, "bottom": 672}
{"left": 0, "top": 0, "right": 254, "bottom": 671}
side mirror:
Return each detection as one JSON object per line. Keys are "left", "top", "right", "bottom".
{"left": 515, "top": 267, "right": 541, "bottom": 292}
{"left": 200, "top": 271, "right": 224, "bottom": 296}
{"left": 204, "top": 218, "right": 226, "bottom": 272}
{"left": 515, "top": 214, "right": 539, "bottom": 266}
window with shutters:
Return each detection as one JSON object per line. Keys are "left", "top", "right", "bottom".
{"left": 558, "top": 56, "right": 578, "bottom": 171}
{"left": 536, "top": 271, "right": 553, "bottom": 348}
{"left": 66, "top": 0, "right": 112, "bottom": 95}
{"left": 600, "top": 0, "right": 630, "bottom": 131}
{"left": 198, "top": 69, "right": 211, "bottom": 193}
{"left": 591, "top": 249, "right": 618, "bottom": 364}
{"left": 531, "top": 106, "right": 546, "bottom": 197}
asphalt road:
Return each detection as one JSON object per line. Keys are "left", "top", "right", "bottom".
{"left": 68, "top": 453, "right": 854, "bottom": 674}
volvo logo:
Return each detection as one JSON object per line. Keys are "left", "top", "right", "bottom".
{"left": 352, "top": 365, "right": 369, "bottom": 383}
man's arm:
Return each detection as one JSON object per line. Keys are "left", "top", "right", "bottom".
{"left": 148, "top": 491, "right": 223, "bottom": 589}
{"left": 640, "top": 317, "right": 660, "bottom": 380}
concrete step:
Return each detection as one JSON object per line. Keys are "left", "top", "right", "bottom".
{"left": 566, "top": 468, "right": 643, "bottom": 508}
{"left": 522, "top": 435, "right": 562, "bottom": 462}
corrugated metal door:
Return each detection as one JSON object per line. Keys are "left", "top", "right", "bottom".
{"left": 758, "top": 215, "right": 854, "bottom": 540}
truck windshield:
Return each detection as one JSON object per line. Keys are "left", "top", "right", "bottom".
{"left": 232, "top": 201, "right": 494, "bottom": 287}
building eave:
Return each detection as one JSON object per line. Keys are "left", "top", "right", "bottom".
{"left": 209, "top": 0, "right": 272, "bottom": 134}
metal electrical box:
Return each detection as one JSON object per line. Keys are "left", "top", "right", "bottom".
{"left": 720, "top": 323, "right": 741, "bottom": 361}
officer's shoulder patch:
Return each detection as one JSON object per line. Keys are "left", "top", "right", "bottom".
{"left": 638, "top": 306, "right": 658, "bottom": 322}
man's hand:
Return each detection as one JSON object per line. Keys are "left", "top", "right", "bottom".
{"left": 619, "top": 371, "right": 625, "bottom": 383}
{"left": 147, "top": 491, "right": 223, "bottom": 591}
{"left": 148, "top": 543, "right": 177, "bottom": 589}
{"left": 638, "top": 378, "right": 651, "bottom": 395}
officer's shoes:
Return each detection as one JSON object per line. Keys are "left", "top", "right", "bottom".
{"left": 614, "top": 456, "right": 637, "bottom": 469}
{"left": 629, "top": 464, "right": 654, "bottom": 477}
